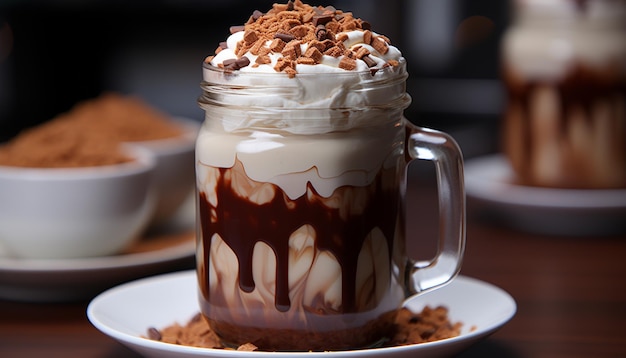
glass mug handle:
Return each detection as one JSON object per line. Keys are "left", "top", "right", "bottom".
{"left": 404, "top": 119, "right": 466, "bottom": 294}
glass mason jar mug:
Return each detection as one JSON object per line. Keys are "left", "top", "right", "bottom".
{"left": 196, "top": 59, "right": 466, "bottom": 351}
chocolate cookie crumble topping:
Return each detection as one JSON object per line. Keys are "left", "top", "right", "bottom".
{"left": 205, "top": 0, "right": 398, "bottom": 77}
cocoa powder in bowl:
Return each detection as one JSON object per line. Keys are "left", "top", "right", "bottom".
{"left": 0, "top": 93, "right": 182, "bottom": 168}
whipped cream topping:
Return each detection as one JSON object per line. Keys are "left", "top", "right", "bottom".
{"left": 205, "top": 1, "right": 403, "bottom": 76}
{"left": 201, "top": 0, "right": 406, "bottom": 111}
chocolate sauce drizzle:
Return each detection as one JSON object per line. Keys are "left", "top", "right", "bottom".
{"left": 198, "top": 165, "right": 399, "bottom": 313}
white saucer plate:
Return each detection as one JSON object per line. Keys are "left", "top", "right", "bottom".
{"left": 464, "top": 154, "right": 626, "bottom": 236}
{"left": 87, "top": 270, "right": 516, "bottom": 358}
{"left": 0, "top": 195, "right": 196, "bottom": 302}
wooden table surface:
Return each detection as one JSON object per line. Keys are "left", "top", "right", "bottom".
{"left": 1, "top": 167, "right": 625, "bottom": 358}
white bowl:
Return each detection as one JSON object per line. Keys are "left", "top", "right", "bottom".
{"left": 130, "top": 117, "right": 200, "bottom": 226}
{"left": 0, "top": 145, "right": 157, "bottom": 259}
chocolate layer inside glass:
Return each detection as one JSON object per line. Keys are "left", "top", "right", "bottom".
{"left": 197, "top": 159, "right": 405, "bottom": 350}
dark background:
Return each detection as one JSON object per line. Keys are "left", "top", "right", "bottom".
{"left": 0, "top": 0, "right": 510, "bottom": 157}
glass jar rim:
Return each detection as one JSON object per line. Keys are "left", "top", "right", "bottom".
{"left": 198, "top": 57, "right": 411, "bottom": 133}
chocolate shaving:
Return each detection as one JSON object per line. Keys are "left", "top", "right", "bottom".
{"left": 275, "top": 32, "right": 296, "bottom": 43}
{"left": 147, "top": 327, "right": 161, "bottom": 341}
{"left": 236, "top": 56, "right": 251, "bottom": 67}
{"left": 251, "top": 10, "right": 264, "bottom": 21}
{"left": 313, "top": 14, "right": 334, "bottom": 26}
{"left": 230, "top": 25, "right": 245, "bottom": 34}
{"left": 315, "top": 25, "right": 327, "bottom": 41}
{"left": 222, "top": 58, "right": 236, "bottom": 67}
{"left": 362, "top": 55, "right": 377, "bottom": 68}
{"left": 224, "top": 56, "right": 251, "bottom": 71}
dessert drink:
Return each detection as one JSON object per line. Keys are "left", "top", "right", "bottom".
{"left": 501, "top": 0, "right": 626, "bottom": 188}
{"left": 195, "top": 1, "right": 465, "bottom": 351}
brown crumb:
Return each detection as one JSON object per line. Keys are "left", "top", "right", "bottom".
{"left": 324, "top": 45, "right": 343, "bottom": 57}
{"left": 255, "top": 54, "right": 272, "bottom": 65}
{"left": 338, "top": 56, "right": 357, "bottom": 70}
{"left": 335, "top": 32, "right": 349, "bottom": 43}
{"left": 303, "top": 46, "right": 323, "bottom": 62}
{"left": 392, "top": 306, "right": 463, "bottom": 345}
{"left": 269, "top": 38, "right": 287, "bottom": 52}
{"left": 370, "top": 37, "right": 389, "bottom": 55}
{"left": 354, "top": 46, "right": 370, "bottom": 59}
{"left": 296, "top": 57, "right": 316, "bottom": 65}
{"left": 237, "top": 343, "right": 259, "bottom": 351}
{"left": 144, "top": 305, "right": 462, "bottom": 351}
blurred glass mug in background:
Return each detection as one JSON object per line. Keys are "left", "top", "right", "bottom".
{"left": 194, "top": 57, "right": 466, "bottom": 351}
{"left": 501, "top": 0, "right": 626, "bottom": 189}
